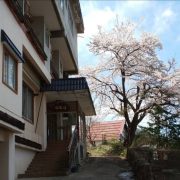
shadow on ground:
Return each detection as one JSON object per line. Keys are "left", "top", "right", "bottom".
{"left": 18, "top": 156, "right": 134, "bottom": 180}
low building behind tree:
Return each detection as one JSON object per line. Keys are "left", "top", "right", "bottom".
{"left": 88, "top": 120, "right": 125, "bottom": 146}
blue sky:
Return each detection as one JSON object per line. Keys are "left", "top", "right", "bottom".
{"left": 77, "top": 0, "right": 180, "bottom": 122}
{"left": 78, "top": 0, "right": 180, "bottom": 68}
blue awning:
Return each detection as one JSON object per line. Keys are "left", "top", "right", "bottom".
{"left": 1, "top": 30, "right": 24, "bottom": 63}
{"left": 41, "top": 77, "right": 96, "bottom": 116}
{"left": 41, "top": 77, "right": 89, "bottom": 91}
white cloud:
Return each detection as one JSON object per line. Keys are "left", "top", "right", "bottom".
{"left": 78, "top": 1, "right": 150, "bottom": 67}
{"left": 78, "top": 1, "right": 117, "bottom": 66}
{"left": 124, "top": 0, "right": 150, "bottom": 10}
{"left": 153, "top": 8, "right": 175, "bottom": 34}
{"left": 78, "top": 1, "right": 177, "bottom": 68}
{"left": 162, "top": 8, "right": 174, "bottom": 17}
{"left": 83, "top": 5, "right": 116, "bottom": 36}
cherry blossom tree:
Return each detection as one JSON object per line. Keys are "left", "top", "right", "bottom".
{"left": 81, "top": 20, "right": 180, "bottom": 147}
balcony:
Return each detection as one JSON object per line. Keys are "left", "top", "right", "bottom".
{"left": 7, "top": 0, "right": 84, "bottom": 75}
{"left": 7, "top": 0, "right": 50, "bottom": 60}
{"left": 51, "top": 0, "right": 84, "bottom": 74}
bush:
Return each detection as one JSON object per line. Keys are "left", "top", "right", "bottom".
{"left": 88, "top": 139, "right": 126, "bottom": 157}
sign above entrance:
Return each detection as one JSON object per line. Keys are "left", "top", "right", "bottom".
{"left": 47, "top": 101, "right": 70, "bottom": 112}
{"left": 54, "top": 105, "right": 67, "bottom": 111}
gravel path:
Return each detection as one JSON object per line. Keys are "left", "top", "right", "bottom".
{"left": 18, "top": 156, "right": 134, "bottom": 180}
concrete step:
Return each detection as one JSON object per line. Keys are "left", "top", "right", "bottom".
{"left": 18, "top": 142, "right": 70, "bottom": 178}
{"left": 18, "top": 169, "right": 69, "bottom": 178}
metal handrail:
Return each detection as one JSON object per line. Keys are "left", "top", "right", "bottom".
{"left": 67, "top": 127, "right": 77, "bottom": 151}
{"left": 67, "top": 126, "right": 78, "bottom": 169}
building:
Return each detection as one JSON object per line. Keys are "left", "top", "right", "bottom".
{"left": 88, "top": 120, "right": 125, "bottom": 145}
{"left": 0, "top": 0, "right": 95, "bottom": 179}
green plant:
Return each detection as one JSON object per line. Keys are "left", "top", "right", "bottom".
{"left": 88, "top": 139, "right": 126, "bottom": 157}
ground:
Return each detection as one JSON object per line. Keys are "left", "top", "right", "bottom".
{"left": 18, "top": 156, "right": 134, "bottom": 180}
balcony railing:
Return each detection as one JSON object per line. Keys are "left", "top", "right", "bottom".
{"left": 13, "top": 0, "right": 31, "bottom": 21}
{"left": 8, "top": 0, "right": 47, "bottom": 60}
{"left": 55, "top": 0, "right": 78, "bottom": 66}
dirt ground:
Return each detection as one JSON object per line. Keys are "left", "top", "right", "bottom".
{"left": 18, "top": 156, "right": 134, "bottom": 180}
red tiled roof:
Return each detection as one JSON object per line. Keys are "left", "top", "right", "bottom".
{"left": 89, "top": 120, "right": 125, "bottom": 141}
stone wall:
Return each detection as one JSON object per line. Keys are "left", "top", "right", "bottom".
{"left": 127, "top": 148, "right": 153, "bottom": 180}
{"left": 127, "top": 148, "right": 180, "bottom": 180}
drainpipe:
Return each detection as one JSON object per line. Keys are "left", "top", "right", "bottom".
{"left": 35, "top": 92, "right": 44, "bottom": 133}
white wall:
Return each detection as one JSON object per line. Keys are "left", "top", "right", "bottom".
{"left": 0, "top": 1, "right": 53, "bottom": 179}
{"left": 0, "top": 0, "right": 51, "bottom": 121}
{"left": 15, "top": 92, "right": 47, "bottom": 147}
{"left": 15, "top": 147, "right": 35, "bottom": 178}
{"left": 0, "top": 0, "right": 50, "bottom": 146}
{"left": 0, "top": 131, "right": 15, "bottom": 180}
{"left": 20, "top": 93, "right": 47, "bottom": 148}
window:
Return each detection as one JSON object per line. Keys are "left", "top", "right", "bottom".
{"left": 16, "top": 0, "right": 24, "bottom": 13}
{"left": 68, "top": 6, "right": 75, "bottom": 37}
{"left": 22, "top": 83, "right": 34, "bottom": 122}
{"left": 3, "top": 49, "right": 17, "bottom": 91}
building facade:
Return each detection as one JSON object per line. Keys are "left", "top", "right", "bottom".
{"left": 0, "top": 0, "right": 95, "bottom": 179}
{"left": 88, "top": 120, "right": 124, "bottom": 146}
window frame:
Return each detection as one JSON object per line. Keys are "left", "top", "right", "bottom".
{"left": 2, "top": 47, "right": 18, "bottom": 93}
{"left": 45, "top": 28, "right": 50, "bottom": 48}
{"left": 22, "top": 82, "right": 34, "bottom": 124}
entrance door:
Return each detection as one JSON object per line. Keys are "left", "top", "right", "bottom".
{"left": 47, "top": 113, "right": 57, "bottom": 142}
{"left": 62, "top": 113, "right": 71, "bottom": 141}
{"left": 47, "top": 113, "right": 71, "bottom": 142}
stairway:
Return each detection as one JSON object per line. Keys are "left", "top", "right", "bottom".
{"left": 18, "top": 141, "right": 70, "bottom": 178}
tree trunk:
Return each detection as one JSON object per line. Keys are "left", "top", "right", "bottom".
{"left": 124, "top": 123, "right": 137, "bottom": 147}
